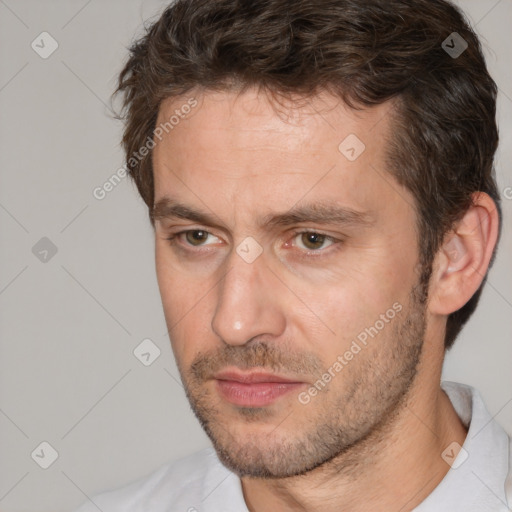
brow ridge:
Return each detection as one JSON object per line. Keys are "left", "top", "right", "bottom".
{"left": 151, "top": 197, "right": 374, "bottom": 230}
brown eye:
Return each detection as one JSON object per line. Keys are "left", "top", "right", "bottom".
{"left": 297, "top": 232, "right": 332, "bottom": 251}
{"left": 185, "top": 230, "right": 210, "bottom": 246}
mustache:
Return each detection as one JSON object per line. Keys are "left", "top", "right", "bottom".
{"left": 188, "top": 341, "right": 324, "bottom": 383}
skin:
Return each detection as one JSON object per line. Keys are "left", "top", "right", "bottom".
{"left": 151, "top": 87, "right": 499, "bottom": 512}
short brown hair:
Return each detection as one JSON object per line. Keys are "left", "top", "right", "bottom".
{"left": 114, "top": 0, "right": 501, "bottom": 350}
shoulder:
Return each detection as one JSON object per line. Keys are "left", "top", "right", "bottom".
{"left": 74, "top": 447, "right": 232, "bottom": 512}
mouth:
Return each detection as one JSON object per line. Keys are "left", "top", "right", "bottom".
{"left": 213, "top": 369, "right": 305, "bottom": 407}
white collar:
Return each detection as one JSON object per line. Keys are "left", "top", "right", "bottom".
{"left": 413, "top": 381, "right": 511, "bottom": 511}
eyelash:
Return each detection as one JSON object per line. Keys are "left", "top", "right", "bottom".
{"left": 165, "top": 229, "right": 341, "bottom": 256}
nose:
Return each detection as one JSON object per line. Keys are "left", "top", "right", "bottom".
{"left": 211, "top": 249, "right": 286, "bottom": 346}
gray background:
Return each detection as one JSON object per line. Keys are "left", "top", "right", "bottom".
{"left": 0, "top": 1, "right": 510, "bottom": 511}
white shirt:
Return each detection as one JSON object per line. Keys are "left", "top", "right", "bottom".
{"left": 75, "top": 381, "right": 512, "bottom": 511}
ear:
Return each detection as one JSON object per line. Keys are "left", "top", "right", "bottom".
{"left": 428, "top": 192, "right": 500, "bottom": 315}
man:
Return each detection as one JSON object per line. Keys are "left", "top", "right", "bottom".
{"left": 76, "top": 0, "right": 511, "bottom": 510}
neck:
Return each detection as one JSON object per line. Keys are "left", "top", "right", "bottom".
{"left": 241, "top": 374, "right": 468, "bottom": 512}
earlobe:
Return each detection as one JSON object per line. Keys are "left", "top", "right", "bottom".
{"left": 428, "top": 192, "right": 499, "bottom": 316}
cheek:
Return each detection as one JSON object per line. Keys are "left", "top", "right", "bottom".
{"left": 287, "top": 258, "right": 412, "bottom": 355}
{"left": 156, "top": 249, "right": 217, "bottom": 360}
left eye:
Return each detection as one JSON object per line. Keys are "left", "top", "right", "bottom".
{"left": 293, "top": 232, "right": 335, "bottom": 251}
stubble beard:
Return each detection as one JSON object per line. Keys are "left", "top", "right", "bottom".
{"left": 179, "top": 279, "right": 428, "bottom": 479}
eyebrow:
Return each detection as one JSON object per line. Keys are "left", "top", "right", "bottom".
{"left": 151, "top": 197, "right": 374, "bottom": 230}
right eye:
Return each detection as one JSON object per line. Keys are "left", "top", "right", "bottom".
{"left": 167, "top": 229, "right": 222, "bottom": 248}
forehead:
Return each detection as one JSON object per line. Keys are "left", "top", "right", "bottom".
{"left": 155, "top": 87, "right": 392, "bottom": 154}
{"left": 152, "top": 87, "right": 407, "bottom": 222}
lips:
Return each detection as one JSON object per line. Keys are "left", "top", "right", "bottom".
{"left": 213, "top": 369, "right": 305, "bottom": 407}
{"left": 214, "top": 369, "right": 301, "bottom": 384}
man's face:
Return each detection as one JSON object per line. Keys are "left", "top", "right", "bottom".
{"left": 153, "top": 88, "right": 428, "bottom": 478}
